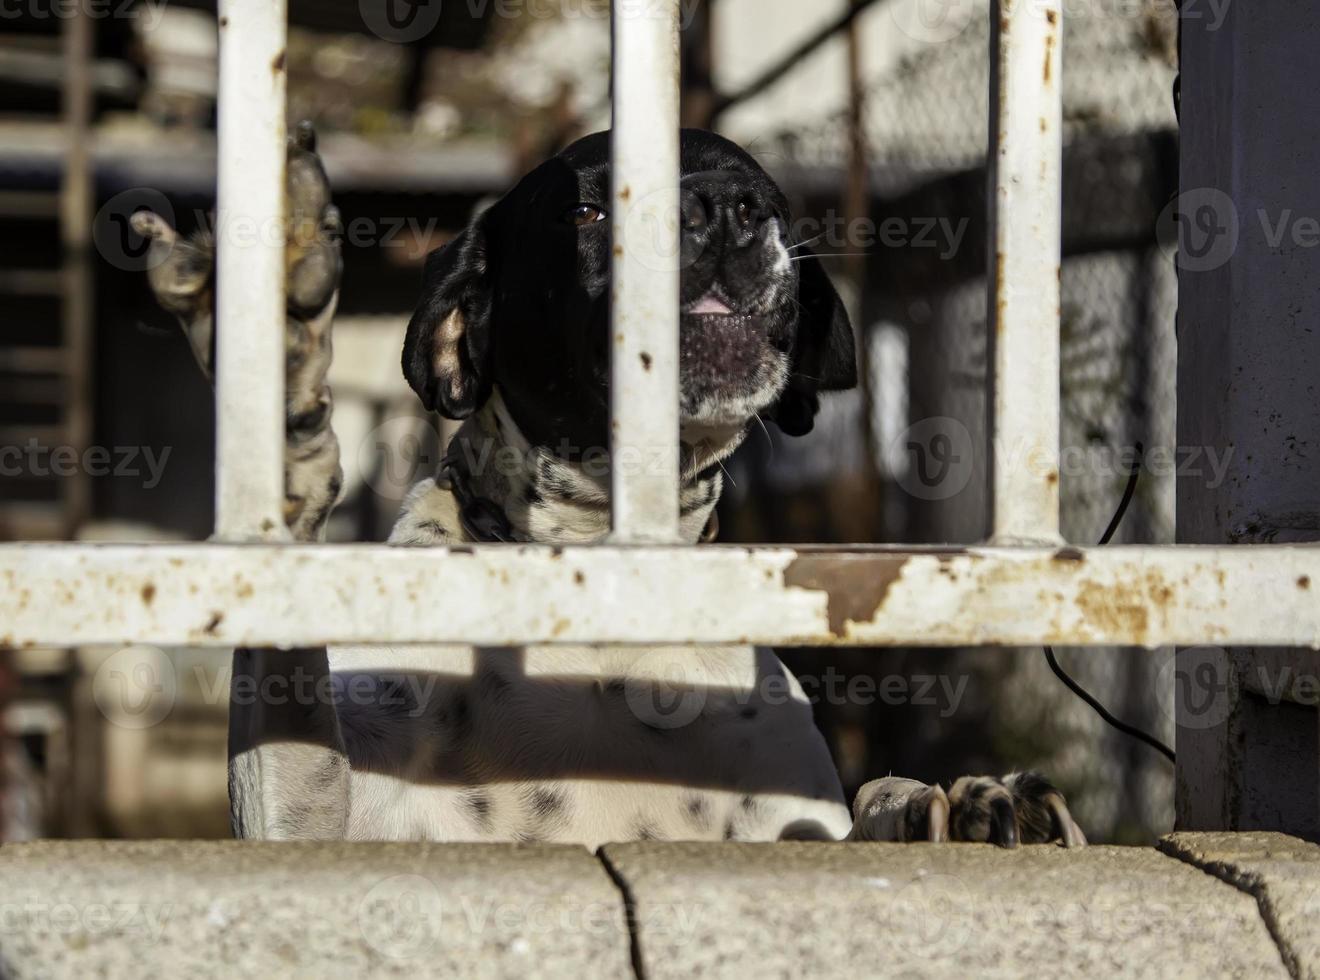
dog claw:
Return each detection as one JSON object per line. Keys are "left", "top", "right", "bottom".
{"left": 130, "top": 209, "right": 176, "bottom": 243}
{"left": 947, "top": 772, "right": 1085, "bottom": 848}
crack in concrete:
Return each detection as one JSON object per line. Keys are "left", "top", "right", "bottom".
{"left": 597, "top": 848, "right": 647, "bottom": 980}
{"left": 1156, "top": 839, "right": 1302, "bottom": 980}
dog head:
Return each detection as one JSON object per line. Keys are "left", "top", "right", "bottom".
{"left": 402, "top": 129, "right": 856, "bottom": 456}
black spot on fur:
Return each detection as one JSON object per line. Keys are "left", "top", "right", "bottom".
{"left": 312, "top": 758, "right": 345, "bottom": 790}
{"left": 463, "top": 791, "right": 493, "bottom": 829}
{"left": 684, "top": 794, "right": 711, "bottom": 830}
{"left": 524, "top": 484, "right": 544, "bottom": 505}
{"left": 634, "top": 821, "right": 664, "bottom": 841}
{"left": 526, "top": 787, "right": 567, "bottom": 819}
{"left": 418, "top": 519, "right": 450, "bottom": 538}
{"left": 723, "top": 819, "right": 737, "bottom": 841}
{"left": 739, "top": 794, "right": 758, "bottom": 813}
{"left": 514, "top": 828, "right": 544, "bottom": 844}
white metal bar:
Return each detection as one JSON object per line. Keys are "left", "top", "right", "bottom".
{"left": 987, "top": 0, "right": 1062, "bottom": 543}
{"left": 610, "top": 0, "right": 682, "bottom": 543}
{"left": 214, "top": 0, "right": 288, "bottom": 541}
{"left": 3, "top": 543, "right": 1319, "bottom": 650}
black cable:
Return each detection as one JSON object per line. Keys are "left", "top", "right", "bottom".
{"left": 1042, "top": 442, "right": 1177, "bottom": 764}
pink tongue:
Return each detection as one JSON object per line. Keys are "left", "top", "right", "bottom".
{"left": 690, "top": 294, "right": 734, "bottom": 315}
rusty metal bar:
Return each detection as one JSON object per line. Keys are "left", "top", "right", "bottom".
{"left": 214, "top": 0, "right": 288, "bottom": 541}
{"left": 610, "top": 0, "right": 682, "bottom": 543}
{"left": 987, "top": 0, "right": 1063, "bottom": 543}
{"left": 3, "top": 543, "right": 1319, "bottom": 650}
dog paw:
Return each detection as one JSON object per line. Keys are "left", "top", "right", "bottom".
{"left": 947, "top": 771, "right": 1086, "bottom": 849}
{"left": 285, "top": 120, "right": 343, "bottom": 319}
{"left": 136, "top": 121, "right": 342, "bottom": 378}
{"left": 850, "top": 776, "right": 950, "bottom": 842}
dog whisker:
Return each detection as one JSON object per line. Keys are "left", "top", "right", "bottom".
{"left": 791, "top": 252, "right": 869, "bottom": 261}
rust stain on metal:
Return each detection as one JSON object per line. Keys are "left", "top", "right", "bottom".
{"left": 1043, "top": 33, "right": 1055, "bottom": 84}
{"left": 204, "top": 612, "right": 224, "bottom": 635}
{"left": 1074, "top": 569, "right": 1174, "bottom": 643}
{"left": 1076, "top": 581, "right": 1148, "bottom": 641}
{"left": 640, "top": 352, "right": 653, "bottom": 371}
{"left": 1053, "top": 547, "right": 1085, "bottom": 563}
{"left": 783, "top": 555, "right": 908, "bottom": 636}
{"left": 271, "top": 49, "right": 286, "bottom": 74}
{"left": 141, "top": 583, "right": 156, "bottom": 606}
{"left": 1045, "top": 9, "right": 1058, "bottom": 25}
{"left": 1300, "top": 576, "right": 1312, "bottom": 590}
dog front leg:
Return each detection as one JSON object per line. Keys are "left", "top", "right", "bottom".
{"left": 137, "top": 123, "right": 351, "bottom": 839}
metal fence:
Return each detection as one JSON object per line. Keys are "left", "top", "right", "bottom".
{"left": 1, "top": 0, "right": 1318, "bottom": 770}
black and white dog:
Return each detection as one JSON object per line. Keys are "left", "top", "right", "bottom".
{"left": 136, "top": 124, "right": 1085, "bottom": 848}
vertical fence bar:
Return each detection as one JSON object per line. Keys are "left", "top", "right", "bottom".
{"left": 60, "top": 3, "right": 93, "bottom": 537}
{"left": 987, "top": 0, "right": 1062, "bottom": 543}
{"left": 214, "top": 0, "right": 288, "bottom": 540}
{"left": 610, "top": 0, "right": 682, "bottom": 543}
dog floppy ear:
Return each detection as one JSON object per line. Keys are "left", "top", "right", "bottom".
{"left": 402, "top": 217, "right": 494, "bottom": 418}
{"left": 768, "top": 250, "right": 858, "bottom": 437}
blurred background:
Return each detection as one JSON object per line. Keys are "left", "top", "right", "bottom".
{"left": 0, "top": 0, "right": 1179, "bottom": 842}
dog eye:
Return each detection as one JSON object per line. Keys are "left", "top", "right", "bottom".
{"left": 565, "top": 204, "right": 607, "bottom": 226}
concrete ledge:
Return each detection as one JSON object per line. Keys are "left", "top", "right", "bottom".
{"left": 601, "top": 842, "right": 1288, "bottom": 979}
{"left": 0, "top": 841, "right": 630, "bottom": 979}
{"left": 1161, "top": 832, "right": 1320, "bottom": 980}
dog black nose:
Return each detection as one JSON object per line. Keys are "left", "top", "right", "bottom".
{"left": 681, "top": 172, "right": 770, "bottom": 253}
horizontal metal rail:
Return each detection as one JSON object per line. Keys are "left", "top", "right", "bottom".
{"left": 2, "top": 544, "right": 1317, "bottom": 650}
